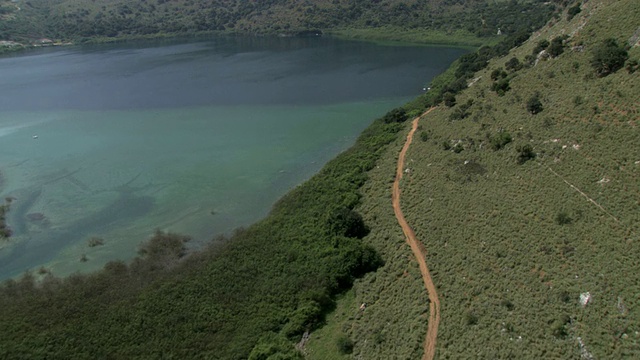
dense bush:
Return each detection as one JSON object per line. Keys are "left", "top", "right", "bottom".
{"left": 548, "top": 35, "right": 568, "bottom": 57}
{"left": 443, "top": 92, "right": 457, "bottom": 107}
{"left": 328, "top": 207, "right": 369, "bottom": 239}
{"left": 491, "top": 78, "right": 511, "bottom": 96}
{"left": 526, "top": 93, "right": 544, "bottom": 114}
{"left": 626, "top": 59, "right": 639, "bottom": 74}
{"left": 567, "top": 4, "right": 581, "bottom": 21}
{"left": 382, "top": 108, "right": 408, "bottom": 124}
{"left": 505, "top": 57, "right": 523, "bottom": 72}
{"left": 491, "top": 67, "right": 508, "bottom": 81}
{"left": 591, "top": 38, "right": 629, "bottom": 77}
{"left": 449, "top": 99, "right": 474, "bottom": 121}
{"left": 490, "top": 131, "right": 512, "bottom": 150}
{"left": 532, "top": 39, "right": 550, "bottom": 55}
{"left": 248, "top": 333, "right": 303, "bottom": 360}
{"left": 516, "top": 144, "right": 536, "bottom": 164}
{"left": 555, "top": 211, "right": 573, "bottom": 225}
{"left": 336, "top": 335, "right": 354, "bottom": 354}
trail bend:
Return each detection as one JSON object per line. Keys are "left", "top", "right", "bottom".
{"left": 392, "top": 108, "right": 440, "bottom": 360}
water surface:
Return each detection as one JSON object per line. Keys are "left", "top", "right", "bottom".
{"left": 0, "top": 36, "right": 466, "bottom": 278}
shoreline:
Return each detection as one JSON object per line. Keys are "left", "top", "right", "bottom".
{"left": 1, "top": 27, "right": 488, "bottom": 58}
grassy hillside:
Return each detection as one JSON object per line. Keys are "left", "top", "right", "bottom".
{"left": 308, "top": 0, "right": 639, "bottom": 358}
{"left": 0, "top": 0, "right": 556, "bottom": 46}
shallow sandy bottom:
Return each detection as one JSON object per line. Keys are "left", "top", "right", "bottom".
{"left": 0, "top": 101, "right": 403, "bottom": 278}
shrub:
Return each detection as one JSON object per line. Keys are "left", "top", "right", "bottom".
{"left": 501, "top": 299, "right": 515, "bottom": 311}
{"left": 626, "top": 59, "right": 639, "bottom": 74}
{"left": 249, "top": 333, "right": 303, "bottom": 360}
{"left": 406, "top": 109, "right": 422, "bottom": 119}
{"left": 491, "top": 78, "right": 510, "bottom": 96}
{"left": 490, "top": 67, "right": 507, "bottom": 81}
{"left": 573, "top": 95, "right": 583, "bottom": 106}
{"left": 420, "top": 131, "right": 429, "bottom": 142}
{"left": 524, "top": 54, "right": 536, "bottom": 67}
{"left": 336, "top": 335, "right": 354, "bottom": 354}
{"left": 281, "top": 302, "right": 322, "bottom": 338}
{"left": 490, "top": 131, "right": 512, "bottom": 150}
{"left": 532, "top": 39, "right": 549, "bottom": 55}
{"left": 449, "top": 99, "right": 474, "bottom": 121}
{"left": 137, "top": 230, "right": 190, "bottom": 260}
{"left": 443, "top": 92, "right": 456, "bottom": 107}
{"left": 555, "top": 211, "right": 572, "bottom": 225}
{"left": 382, "top": 108, "right": 408, "bottom": 123}
{"left": 465, "top": 311, "right": 479, "bottom": 325}
{"left": 328, "top": 208, "right": 369, "bottom": 239}
{"left": 516, "top": 144, "right": 536, "bottom": 164}
{"left": 567, "top": 4, "right": 581, "bottom": 21}
{"left": 548, "top": 36, "right": 567, "bottom": 57}
{"left": 505, "top": 57, "right": 522, "bottom": 71}
{"left": 591, "top": 38, "right": 629, "bottom": 77}
{"left": 551, "top": 315, "right": 571, "bottom": 339}
{"left": 526, "top": 93, "right": 543, "bottom": 114}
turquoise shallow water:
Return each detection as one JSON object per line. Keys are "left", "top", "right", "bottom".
{"left": 0, "top": 37, "right": 466, "bottom": 278}
{"left": 0, "top": 102, "right": 403, "bottom": 277}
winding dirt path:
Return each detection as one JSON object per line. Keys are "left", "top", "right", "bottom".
{"left": 392, "top": 108, "right": 440, "bottom": 360}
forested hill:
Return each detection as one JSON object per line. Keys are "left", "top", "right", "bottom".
{"left": 1, "top": 0, "right": 557, "bottom": 44}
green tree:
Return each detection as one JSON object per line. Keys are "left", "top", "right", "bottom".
{"left": 526, "top": 93, "right": 543, "bottom": 115}
{"left": 328, "top": 208, "right": 369, "bottom": 239}
{"left": 443, "top": 92, "right": 457, "bottom": 107}
{"left": 567, "top": 4, "right": 581, "bottom": 21}
{"left": 532, "top": 39, "right": 549, "bottom": 55}
{"left": 591, "top": 38, "right": 629, "bottom": 77}
{"left": 548, "top": 36, "right": 567, "bottom": 57}
{"left": 382, "top": 108, "right": 408, "bottom": 123}
{"left": 505, "top": 57, "right": 522, "bottom": 71}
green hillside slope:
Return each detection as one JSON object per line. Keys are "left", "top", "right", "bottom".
{"left": 0, "top": 0, "right": 555, "bottom": 46}
{"left": 322, "top": 0, "right": 639, "bottom": 358}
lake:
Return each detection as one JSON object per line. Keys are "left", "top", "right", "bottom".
{"left": 0, "top": 36, "right": 466, "bottom": 279}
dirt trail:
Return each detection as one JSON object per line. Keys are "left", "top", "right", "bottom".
{"left": 392, "top": 108, "right": 440, "bottom": 360}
